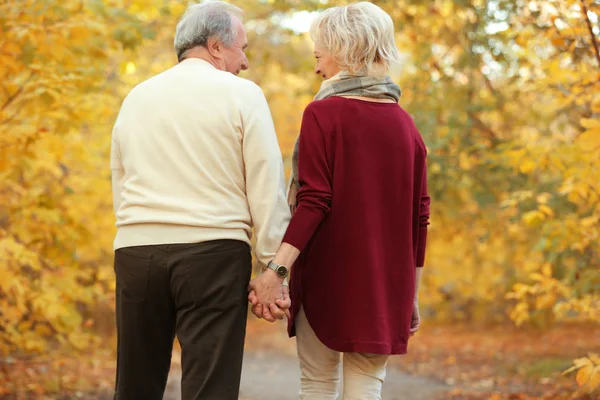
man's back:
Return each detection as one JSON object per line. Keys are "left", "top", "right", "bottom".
{"left": 110, "top": 3, "right": 292, "bottom": 399}
{"left": 111, "top": 58, "right": 289, "bottom": 265}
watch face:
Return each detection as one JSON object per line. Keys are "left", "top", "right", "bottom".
{"left": 276, "top": 265, "right": 288, "bottom": 278}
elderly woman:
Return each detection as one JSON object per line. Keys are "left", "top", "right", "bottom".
{"left": 249, "top": 2, "right": 430, "bottom": 399}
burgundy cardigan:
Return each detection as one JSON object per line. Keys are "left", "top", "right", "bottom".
{"left": 283, "top": 97, "right": 430, "bottom": 354}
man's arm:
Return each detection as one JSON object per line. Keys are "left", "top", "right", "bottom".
{"left": 242, "top": 86, "right": 291, "bottom": 267}
{"left": 242, "top": 87, "right": 292, "bottom": 322}
{"left": 110, "top": 124, "right": 125, "bottom": 215}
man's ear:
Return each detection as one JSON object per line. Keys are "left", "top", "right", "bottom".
{"left": 207, "top": 36, "right": 222, "bottom": 59}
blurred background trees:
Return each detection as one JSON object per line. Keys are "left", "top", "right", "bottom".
{"left": 1, "top": 0, "right": 598, "bottom": 396}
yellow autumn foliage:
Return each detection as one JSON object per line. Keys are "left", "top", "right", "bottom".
{"left": 1, "top": 0, "right": 598, "bottom": 390}
{"left": 0, "top": 0, "right": 155, "bottom": 354}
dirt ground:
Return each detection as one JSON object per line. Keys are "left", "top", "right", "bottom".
{"left": 164, "top": 350, "right": 447, "bottom": 400}
{"left": 163, "top": 319, "right": 447, "bottom": 400}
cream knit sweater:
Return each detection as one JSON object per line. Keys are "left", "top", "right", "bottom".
{"left": 110, "top": 58, "right": 290, "bottom": 266}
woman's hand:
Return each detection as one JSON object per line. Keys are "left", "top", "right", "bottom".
{"left": 409, "top": 299, "right": 420, "bottom": 336}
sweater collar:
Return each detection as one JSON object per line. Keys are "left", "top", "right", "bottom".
{"left": 179, "top": 57, "right": 216, "bottom": 69}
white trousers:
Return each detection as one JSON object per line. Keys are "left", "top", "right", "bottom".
{"left": 296, "top": 308, "right": 389, "bottom": 400}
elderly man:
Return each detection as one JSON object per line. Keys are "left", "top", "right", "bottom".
{"left": 110, "top": 1, "right": 290, "bottom": 399}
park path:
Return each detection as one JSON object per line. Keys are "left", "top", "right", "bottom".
{"left": 163, "top": 345, "right": 447, "bottom": 400}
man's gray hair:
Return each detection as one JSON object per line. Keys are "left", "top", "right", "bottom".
{"left": 174, "top": 1, "right": 244, "bottom": 61}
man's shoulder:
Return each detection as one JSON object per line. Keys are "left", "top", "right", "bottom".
{"left": 121, "top": 69, "right": 170, "bottom": 101}
{"left": 173, "top": 61, "right": 263, "bottom": 94}
{"left": 216, "top": 75, "right": 269, "bottom": 110}
{"left": 181, "top": 66, "right": 266, "bottom": 101}
{"left": 121, "top": 66, "right": 265, "bottom": 110}
{"left": 224, "top": 74, "right": 264, "bottom": 96}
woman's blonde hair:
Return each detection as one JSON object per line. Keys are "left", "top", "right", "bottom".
{"left": 310, "top": 2, "right": 401, "bottom": 76}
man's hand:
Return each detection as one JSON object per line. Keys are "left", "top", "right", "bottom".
{"left": 410, "top": 299, "right": 420, "bottom": 336}
{"left": 248, "top": 269, "right": 291, "bottom": 322}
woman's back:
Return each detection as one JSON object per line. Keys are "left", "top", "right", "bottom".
{"left": 326, "top": 97, "right": 425, "bottom": 258}
{"left": 285, "top": 96, "right": 430, "bottom": 354}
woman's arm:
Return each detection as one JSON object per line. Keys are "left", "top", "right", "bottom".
{"left": 412, "top": 156, "right": 429, "bottom": 335}
{"left": 281, "top": 105, "right": 333, "bottom": 252}
{"left": 416, "top": 164, "right": 430, "bottom": 268}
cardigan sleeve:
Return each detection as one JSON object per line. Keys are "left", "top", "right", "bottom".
{"left": 416, "top": 163, "right": 430, "bottom": 267}
{"left": 282, "top": 106, "right": 332, "bottom": 252}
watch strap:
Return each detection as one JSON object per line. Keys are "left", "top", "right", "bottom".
{"left": 267, "top": 261, "right": 289, "bottom": 279}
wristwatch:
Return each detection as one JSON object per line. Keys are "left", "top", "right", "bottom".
{"left": 267, "top": 261, "right": 289, "bottom": 280}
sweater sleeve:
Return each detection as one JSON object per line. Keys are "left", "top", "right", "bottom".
{"left": 416, "top": 164, "right": 430, "bottom": 267}
{"left": 243, "top": 87, "right": 291, "bottom": 266}
{"left": 110, "top": 121, "right": 125, "bottom": 215}
{"left": 283, "top": 106, "right": 332, "bottom": 252}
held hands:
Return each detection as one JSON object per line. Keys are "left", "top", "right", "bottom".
{"left": 248, "top": 268, "right": 291, "bottom": 322}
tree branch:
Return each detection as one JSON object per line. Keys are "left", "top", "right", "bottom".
{"left": 581, "top": 0, "right": 600, "bottom": 69}
{"left": 0, "top": 107, "right": 24, "bottom": 128}
{"left": 468, "top": 111, "right": 499, "bottom": 143}
{"left": 430, "top": 58, "right": 500, "bottom": 144}
{"left": 0, "top": 72, "right": 35, "bottom": 112}
{"left": 0, "top": 86, "right": 24, "bottom": 113}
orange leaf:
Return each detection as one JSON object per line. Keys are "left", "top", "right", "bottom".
{"left": 587, "top": 366, "right": 600, "bottom": 391}
{"left": 576, "top": 364, "right": 593, "bottom": 386}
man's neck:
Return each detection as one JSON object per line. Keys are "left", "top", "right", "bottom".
{"left": 181, "top": 48, "right": 221, "bottom": 70}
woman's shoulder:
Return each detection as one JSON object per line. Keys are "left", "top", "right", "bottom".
{"left": 305, "top": 96, "right": 345, "bottom": 113}
{"left": 305, "top": 96, "right": 400, "bottom": 114}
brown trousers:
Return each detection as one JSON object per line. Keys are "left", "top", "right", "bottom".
{"left": 113, "top": 240, "right": 252, "bottom": 400}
